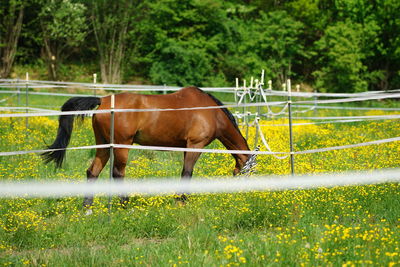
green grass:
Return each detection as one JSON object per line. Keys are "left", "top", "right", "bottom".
{"left": 0, "top": 93, "right": 400, "bottom": 266}
{"left": 0, "top": 186, "right": 399, "bottom": 266}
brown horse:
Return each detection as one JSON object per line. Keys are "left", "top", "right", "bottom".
{"left": 42, "top": 86, "right": 252, "bottom": 207}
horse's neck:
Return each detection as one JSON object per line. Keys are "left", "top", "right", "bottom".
{"left": 218, "top": 128, "right": 250, "bottom": 162}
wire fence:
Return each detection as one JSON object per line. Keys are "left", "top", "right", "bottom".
{"left": 1, "top": 168, "right": 399, "bottom": 198}
{"left": 1, "top": 78, "right": 400, "bottom": 199}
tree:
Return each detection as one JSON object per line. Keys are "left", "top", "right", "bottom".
{"left": 371, "top": 0, "right": 400, "bottom": 90}
{"left": 313, "top": 21, "right": 374, "bottom": 93}
{"left": 0, "top": 0, "right": 24, "bottom": 78}
{"left": 232, "top": 10, "right": 305, "bottom": 85}
{"left": 88, "top": 0, "right": 141, "bottom": 84}
{"left": 2, "top": 0, "right": 398, "bottom": 90}
{"left": 149, "top": 40, "right": 214, "bottom": 86}
{"left": 285, "top": 0, "right": 335, "bottom": 82}
{"left": 39, "top": 0, "right": 88, "bottom": 80}
{"left": 126, "top": 0, "right": 232, "bottom": 86}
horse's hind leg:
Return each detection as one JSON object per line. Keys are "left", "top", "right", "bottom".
{"left": 113, "top": 147, "right": 130, "bottom": 207}
{"left": 83, "top": 148, "right": 109, "bottom": 208}
{"left": 178, "top": 151, "right": 202, "bottom": 202}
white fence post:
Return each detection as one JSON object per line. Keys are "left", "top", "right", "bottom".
{"left": 108, "top": 94, "right": 115, "bottom": 214}
{"left": 93, "top": 73, "right": 97, "bottom": 97}
{"left": 25, "top": 72, "right": 29, "bottom": 129}
{"left": 287, "top": 79, "right": 295, "bottom": 175}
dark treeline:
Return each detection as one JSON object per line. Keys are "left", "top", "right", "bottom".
{"left": 1, "top": 0, "right": 399, "bottom": 92}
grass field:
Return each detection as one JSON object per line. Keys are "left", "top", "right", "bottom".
{"left": 0, "top": 91, "right": 399, "bottom": 266}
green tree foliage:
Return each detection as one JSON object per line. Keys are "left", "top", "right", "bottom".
{"left": 88, "top": 0, "right": 141, "bottom": 84}
{"left": 0, "top": 0, "right": 25, "bottom": 78}
{"left": 314, "top": 21, "right": 373, "bottom": 93}
{"left": 138, "top": 0, "right": 231, "bottom": 86}
{"left": 371, "top": 0, "right": 400, "bottom": 90}
{"left": 38, "top": 0, "right": 88, "bottom": 80}
{"left": 232, "top": 10, "right": 305, "bottom": 85}
{"left": 4, "top": 0, "right": 400, "bottom": 91}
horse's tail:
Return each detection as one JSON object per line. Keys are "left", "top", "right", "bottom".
{"left": 42, "top": 97, "right": 101, "bottom": 168}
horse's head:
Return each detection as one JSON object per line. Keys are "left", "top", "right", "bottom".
{"left": 239, "top": 153, "right": 257, "bottom": 175}
{"left": 233, "top": 147, "right": 259, "bottom": 176}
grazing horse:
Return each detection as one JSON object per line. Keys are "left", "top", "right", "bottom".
{"left": 42, "top": 86, "right": 253, "bottom": 207}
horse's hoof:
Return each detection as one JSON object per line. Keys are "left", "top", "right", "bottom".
{"left": 174, "top": 194, "right": 188, "bottom": 206}
{"left": 85, "top": 209, "right": 93, "bottom": 216}
{"left": 120, "top": 201, "right": 129, "bottom": 209}
{"left": 175, "top": 199, "right": 186, "bottom": 206}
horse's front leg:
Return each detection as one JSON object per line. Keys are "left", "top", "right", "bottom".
{"left": 233, "top": 155, "right": 244, "bottom": 176}
{"left": 178, "top": 148, "right": 203, "bottom": 202}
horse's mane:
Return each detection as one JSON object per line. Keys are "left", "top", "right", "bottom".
{"left": 196, "top": 88, "right": 239, "bottom": 131}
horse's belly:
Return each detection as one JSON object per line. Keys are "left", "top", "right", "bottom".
{"left": 133, "top": 130, "right": 186, "bottom": 147}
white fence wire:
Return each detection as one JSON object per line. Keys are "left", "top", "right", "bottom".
{"left": 1, "top": 78, "right": 400, "bottom": 198}
{"left": 0, "top": 168, "right": 399, "bottom": 198}
{"left": 1, "top": 78, "right": 400, "bottom": 97}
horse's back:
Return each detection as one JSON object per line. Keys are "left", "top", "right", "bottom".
{"left": 93, "top": 87, "right": 223, "bottom": 147}
{"left": 137, "top": 87, "right": 221, "bottom": 145}
{"left": 97, "top": 86, "right": 216, "bottom": 108}
{"left": 142, "top": 86, "right": 217, "bottom": 108}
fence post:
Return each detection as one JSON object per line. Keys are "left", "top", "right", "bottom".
{"left": 93, "top": 74, "right": 97, "bottom": 97}
{"left": 16, "top": 78, "right": 21, "bottom": 106}
{"left": 260, "top": 69, "right": 265, "bottom": 86}
{"left": 243, "top": 79, "right": 249, "bottom": 140}
{"left": 254, "top": 79, "right": 260, "bottom": 150}
{"left": 254, "top": 71, "right": 266, "bottom": 150}
{"left": 108, "top": 94, "right": 115, "bottom": 214}
{"left": 25, "top": 72, "right": 29, "bottom": 129}
{"left": 287, "top": 79, "right": 295, "bottom": 175}
{"left": 235, "top": 78, "right": 239, "bottom": 104}
{"left": 314, "top": 89, "right": 317, "bottom": 116}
